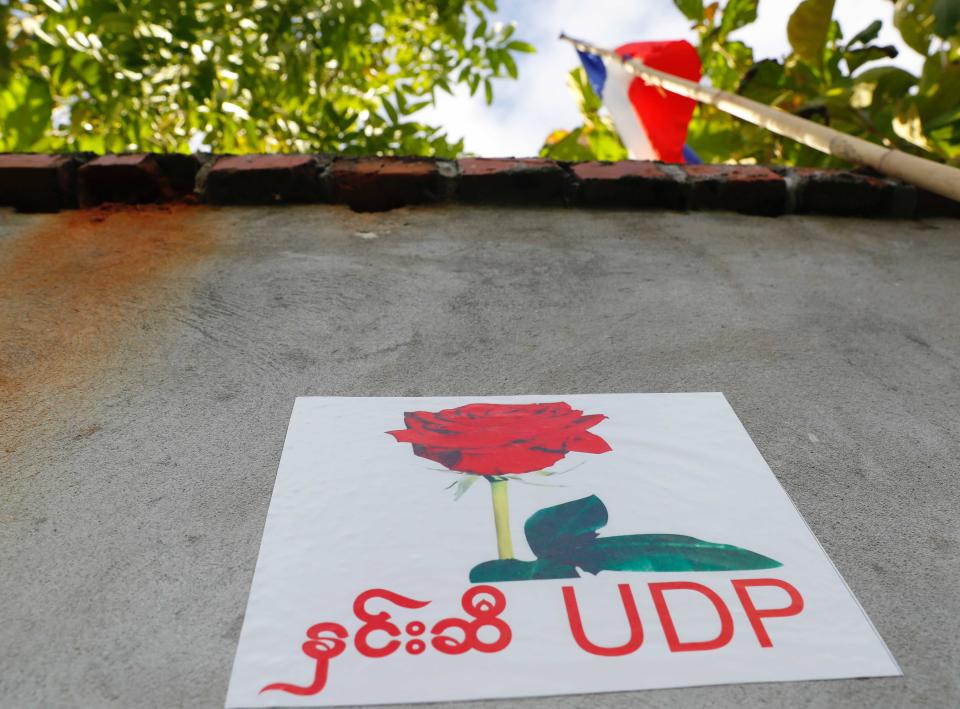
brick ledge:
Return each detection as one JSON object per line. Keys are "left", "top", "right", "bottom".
{"left": 0, "top": 153, "right": 956, "bottom": 218}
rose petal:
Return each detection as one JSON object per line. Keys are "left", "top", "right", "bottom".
{"left": 455, "top": 444, "right": 568, "bottom": 475}
{"left": 567, "top": 430, "right": 613, "bottom": 454}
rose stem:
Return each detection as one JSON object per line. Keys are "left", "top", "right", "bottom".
{"left": 489, "top": 478, "right": 514, "bottom": 559}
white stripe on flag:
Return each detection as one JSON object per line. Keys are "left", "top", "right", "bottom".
{"left": 602, "top": 57, "right": 656, "bottom": 160}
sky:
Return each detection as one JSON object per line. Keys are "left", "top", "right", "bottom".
{"left": 420, "top": 0, "right": 925, "bottom": 157}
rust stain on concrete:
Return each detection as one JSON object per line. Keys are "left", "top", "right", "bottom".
{"left": 0, "top": 204, "right": 219, "bottom": 454}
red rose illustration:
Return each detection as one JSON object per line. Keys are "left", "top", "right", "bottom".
{"left": 387, "top": 402, "right": 611, "bottom": 476}
{"left": 388, "top": 402, "right": 611, "bottom": 561}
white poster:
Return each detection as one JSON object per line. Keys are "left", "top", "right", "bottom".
{"left": 226, "top": 393, "right": 899, "bottom": 707}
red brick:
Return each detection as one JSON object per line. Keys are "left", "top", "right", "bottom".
{"left": 683, "top": 164, "right": 786, "bottom": 216}
{"left": 915, "top": 189, "right": 960, "bottom": 218}
{"left": 571, "top": 160, "right": 687, "bottom": 209}
{"left": 214, "top": 154, "right": 316, "bottom": 171}
{"left": 152, "top": 153, "right": 205, "bottom": 195}
{"left": 329, "top": 157, "right": 440, "bottom": 212}
{"left": 0, "top": 154, "right": 79, "bottom": 212}
{"left": 203, "top": 154, "right": 324, "bottom": 204}
{"left": 457, "top": 158, "right": 567, "bottom": 205}
{"left": 78, "top": 154, "right": 171, "bottom": 207}
{"left": 789, "top": 168, "right": 913, "bottom": 217}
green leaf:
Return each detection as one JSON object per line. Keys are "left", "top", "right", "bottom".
{"left": 524, "top": 495, "right": 607, "bottom": 560}
{"left": 97, "top": 12, "right": 135, "bottom": 33}
{"left": 469, "top": 558, "right": 579, "bottom": 582}
{"left": 3, "top": 76, "right": 53, "bottom": 149}
{"left": 788, "top": 0, "right": 837, "bottom": 67}
{"left": 738, "top": 59, "right": 789, "bottom": 104}
{"left": 585, "top": 126, "right": 629, "bottom": 161}
{"left": 540, "top": 126, "right": 597, "bottom": 161}
{"left": 567, "top": 66, "right": 602, "bottom": 115}
{"left": 933, "top": 0, "right": 960, "bottom": 39}
{"left": 573, "top": 534, "right": 783, "bottom": 574}
{"left": 845, "top": 45, "right": 898, "bottom": 73}
{"left": 382, "top": 96, "right": 398, "bottom": 124}
{"left": 850, "top": 66, "right": 917, "bottom": 108}
{"left": 502, "top": 52, "right": 518, "bottom": 79}
{"left": 489, "top": 48, "right": 502, "bottom": 73}
{"left": 475, "top": 494, "right": 783, "bottom": 583}
{"left": 894, "top": 0, "right": 935, "bottom": 55}
{"left": 69, "top": 52, "right": 101, "bottom": 85}
{"left": 506, "top": 40, "right": 535, "bottom": 53}
{"left": 673, "top": 0, "right": 705, "bottom": 22}
{"left": 926, "top": 104, "right": 960, "bottom": 129}
{"left": 846, "top": 19, "right": 882, "bottom": 48}
{"left": 719, "top": 0, "right": 759, "bottom": 37}
{"left": 822, "top": 19, "right": 845, "bottom": 82}
{"left": 927, "top": 124, "right": 960, "bottom": 158}
{"left": 917, "top": 61, "right": 960, "bottom": 122}
{"left": 472, "top": 18, "right": 487, "bottom": 40}
{"left": 453, "top": 474, "right": 479, "bottom": 500}
{"left": 703, "top": 39, "right": 754, "bottom": 92}
{"left": 470, "top": 493, "right": 785, "bottom": 584}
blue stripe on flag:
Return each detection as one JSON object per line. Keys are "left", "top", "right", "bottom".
{"left": 682, "top": 145, "right": 703, "bottom": 164}
{"left": 577, "top": 50, "right": 607, "bottom": 98}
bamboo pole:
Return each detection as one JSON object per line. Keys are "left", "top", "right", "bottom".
{"left": 560, "top": 33, "right": 960, "bottom": 203}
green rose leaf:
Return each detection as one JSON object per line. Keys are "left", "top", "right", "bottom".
{"left": 471, "top": 495, "right": 783, "bottom": 583}
{"left": 524, "top": 494, "right": 608, "bottom": 560}
{"left": 469, "top": 558, "right": 579, "bottom": 582}
{"left": 571, "top": 534, "right": 783, "bottom": 574}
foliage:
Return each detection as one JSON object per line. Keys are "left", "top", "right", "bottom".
{"left": 541, "top": 0, "right": 960, "bottom": 167}
{"left": 539, "top": 66, "right": 629, "bottom": 161}
{"left": 1, "top": 0, "right": 534, "bottom": 155}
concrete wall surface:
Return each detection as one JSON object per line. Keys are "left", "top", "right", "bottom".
{"left": 1, "top": 204, "right": 958, "bottom": 708}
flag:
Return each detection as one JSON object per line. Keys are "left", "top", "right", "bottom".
{"left": 577, "top": 41, "right": 702, "bottom": 163}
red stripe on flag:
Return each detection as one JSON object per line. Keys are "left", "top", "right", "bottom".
{"left": 616, "top": 41, "right": 702, "bottom": 164}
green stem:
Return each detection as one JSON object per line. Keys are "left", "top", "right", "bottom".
{"left": 489, "top": 478, "right": 514, "bottom": 559}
